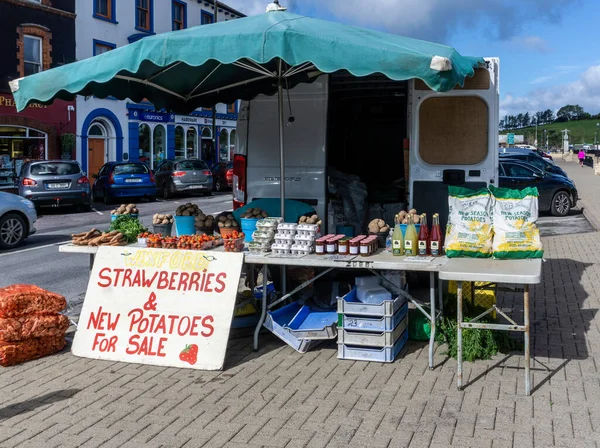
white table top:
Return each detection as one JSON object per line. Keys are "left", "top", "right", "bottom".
{"left": 439, "top": 257, "right": 542, "bottom": 284}
{"left": 59, "top": 244, "right": 447, "bottom": 272}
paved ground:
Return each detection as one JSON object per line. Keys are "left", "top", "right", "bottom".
{"left": 1, "top": 162, "right": 600, "bottom": 447}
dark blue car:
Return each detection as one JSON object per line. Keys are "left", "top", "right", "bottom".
{"left": 92, "top": 162, "right": 156, "bottom": 205}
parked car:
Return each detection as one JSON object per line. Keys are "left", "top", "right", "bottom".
{"left": 499, "top": 151, "right": 566, "bottom": 177}
{"left": 211, "top": 161, "right": 233, "bottom": 192}
{"left": 92, "top": 162, "right": 156, "bottom": 205}
{"left": 500, "top": 146, "right": 554, "bottom": 164}
{"left": 17, "top": 160, "right": 92, "bottom": 211}
{"left": 499, "top": 160, "right": 578, "bottom": 216}
{"left": 154, "top": 159, "right": 212, "bottom": 199}
{"left": 0, "top": 192, "right": 37, "bottom": 250}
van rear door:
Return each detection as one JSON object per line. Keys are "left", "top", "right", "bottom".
{"left": 408, "top": 57, "right": 500, "bottom": 226}
{"left": 235, "top": 76, "right": 328, "bottom": 219}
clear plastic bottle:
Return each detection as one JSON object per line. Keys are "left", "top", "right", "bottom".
{"left": 385, "top": 229, "right": 393, "bottom": 253}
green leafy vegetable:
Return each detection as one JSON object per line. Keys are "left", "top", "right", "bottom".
{"left": 109, "top": 215, "right": 148, "bottom": 244}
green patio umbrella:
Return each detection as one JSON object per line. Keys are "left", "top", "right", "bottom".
{"left": 10, "top": 2, "right": 483, "bottom": 216}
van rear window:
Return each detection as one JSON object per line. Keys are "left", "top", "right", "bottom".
{"left": 30, "top": 162, "right": 80, "bottom": 176}
{"left": 176, "top": 160, "right": 208, "bottom": 171}
{"left": 114, "top": 164, "right": 149, "bottom": 175}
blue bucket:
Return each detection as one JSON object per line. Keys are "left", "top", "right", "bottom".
{"left": 241, "top": 218, "right": 259, "bottom": 242}
{"left": 111, "top": 214, "right": 138, "bottom": 222}
{"left": 400, "top": 224, "right": 420, "bottom": 237}
{"left": 336, "top": 225, "right": 355, "bottom": 237}
{"left": 175, "top": 216, "right": 196, "bottom": 236}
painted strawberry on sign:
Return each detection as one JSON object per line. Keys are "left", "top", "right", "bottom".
{"left": 179, "top": 344, "right": 198, "bottom": 365}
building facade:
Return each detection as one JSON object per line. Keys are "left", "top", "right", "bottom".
{"left": 0, "top": 0, "right": 76, "bottom": 190}
{"left": 76, "top": 0, "right": 243, "bottom": 177}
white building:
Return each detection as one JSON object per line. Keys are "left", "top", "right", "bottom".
{"left": 75, "top": 0, "right": 244, "bottom": 176}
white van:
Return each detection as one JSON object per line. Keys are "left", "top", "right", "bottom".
{"left": 234, "top": 58, "right": 499, "bottom": 228}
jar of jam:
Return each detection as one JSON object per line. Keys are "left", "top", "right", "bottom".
{"left": 326, "top": 238, "right": 337, "bottom": 254}
{"left": 338, "top": 238, "right": 349, "bottom": 255}
{"left": 315, "top": 240, "right": 325, "bottom": 255}
{"left": 360, "top": 240, "right": 371, "bottom": 256}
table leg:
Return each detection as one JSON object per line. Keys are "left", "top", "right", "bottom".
{"left": 253, "top": 265, "right": 268, "bottom": 352}
{"left": 438, "top": 274, "right": 444, "bottom": 316}
{"left": 457, "top": 281, "right": 463, "bottom": 390}
{"left": 89, "top": 254, "right": 95, "bottom": 274}
{"left": 524, "top": 284, "right": 531, "bottom": 396}
{"left": 429, "top": 271, "right": 436, "bottom": 370}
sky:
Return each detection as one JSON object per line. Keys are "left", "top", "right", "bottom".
{"left": 225, "top": 0, "right": 600, "bottom": 119}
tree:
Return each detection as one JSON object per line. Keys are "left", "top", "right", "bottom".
{"left": 557, "top": 104, "right": 586, "bottom": 121}
{"left": 516, "top": 113, "right": 524, "bottom": 128}
{"left": 523, "top": 112, "right": 531, "bottom": 128}
{"left": 499, "top": 118, "right": 505, "bottom": 129}
{"left": 544, "top": 109, "right": 554, "bottom": 123}
{"left": 535, "top": 111, "right": 543, "bottom": 125}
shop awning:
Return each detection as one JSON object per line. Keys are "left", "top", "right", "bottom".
{"left": 10, "top": 11, "right": 483, "bottom": 114}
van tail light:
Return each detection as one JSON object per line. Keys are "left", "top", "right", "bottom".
{"left": 202, "top": 170, "right": 212, "bottom": 176}
{"left": 22, "top": 178, "right": 37, "bottom": 186}
{"left": 150, "top": 171, "right": 155, "bottom": 183}
{"left": 171, "top": 171, "right": 185, "bottom": 177}
{"left": 77, "top": 176, "right": 89, "bottom": 185}
{"left": 233, "top": 154, "right": 247, "bottom": 209}
{"left": 108, "top": 172, "right": 115, "bottom": 185}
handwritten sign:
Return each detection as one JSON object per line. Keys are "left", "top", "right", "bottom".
{"left": 72, "top": 246, "right": 244, "bottom": 370}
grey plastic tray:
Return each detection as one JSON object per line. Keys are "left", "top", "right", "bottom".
{"left": 338, "top": 287, "right": 405, "bottom": 317}
{"left": 337, "top": 316, "right": 407, "bottom": 347}
{"left": 338, "top": 330, "right": 408, "bottom": 363}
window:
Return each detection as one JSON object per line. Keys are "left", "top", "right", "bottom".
{"left": 94, "top": 0, "right": 116, "bottom": 22}
{"left": 114, "top": 163, "right": 149, "bottom": 175}
{"left": 504, "top": 164, "right": 534, "bottom": 178}
{"left": 172, "top": 1, "right": 187, "bottom": 31}
{"left": 201, "top": 11, "right": 214, "bottom": 25}
{"left": 93, "top": 40, "right": 116, "bottom": 56}
{"left": 219, "top": 129, "right": 229, "bottom": 161}
{"left": 174, "top": 126, "right": 185, "bottom": 159}
{"left": 30, "top": 162, "right": 80, "bottom": 176}
{"left": 186, "top": 128, "right": 197, "bottom": 158}
{"left": 153, "top": 125, "right": 165, "bottom": 168}
{"left": 138, "top": 124, "right": 151, "bottom": 161}
{"left": 227, "top": 103, "right": 237, "bottom": 114}
{"left": 136, "top": 0, "right": 153, "bottom": 32}
{"left": 23, "top": 35, "right": 42, "bottom": 76}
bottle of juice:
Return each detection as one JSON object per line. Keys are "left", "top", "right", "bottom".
{"left": 430, "top": 213, "right": 443, "bottom": 256}
{"left": 392, "top": 223, "right": 403, "bottom": 256}
{"left": 418, "top": 213, "right": 429, "bottom": 256}
{"left": 404, "top": 214, "right": 418, "bottom": 256}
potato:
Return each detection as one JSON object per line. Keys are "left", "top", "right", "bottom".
{"left": 308, "top": 217, "right": 318, "bottom": 224}
{"left": 261, "top": 211, "right": 268, "bottom": 218}
{"left": 377, "top": 219, "right": 385, "bottom": 229}
{"left": 398, "top": 210, "right": 407, "bottom": 218}
{"left": 381, "top": 225, "right": 390, "bottom": 233}
{"left": 196, "top": 220, "right": 205, "bottom": 228}
{"left": 368, "top": 222, "right": 380, "bottom": 233}
{"left": 412, "top": 215, "right": 421, "bottom": 224}
{"left": 218, "top": 222, "right": 225, "bottom": 228}
{"left": 409, "top": 208, "right": 417, "bottom": 215}
{"left": 299, "top": 216, "right": 307, "bottom": 223}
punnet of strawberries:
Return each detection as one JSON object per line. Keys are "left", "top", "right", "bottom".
{"left": 223, "top": 231, "right": 245, "bottom": 252}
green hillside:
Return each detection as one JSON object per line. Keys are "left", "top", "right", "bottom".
{"left": 502, "top": 119, "right": 600, "bottom": 147}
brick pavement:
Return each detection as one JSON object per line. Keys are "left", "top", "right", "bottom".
{"left": 2, "top": 165, "right": 600, "bottom": 447}
{"left": 556, "top": 159, "right": 600, "bottom": 229}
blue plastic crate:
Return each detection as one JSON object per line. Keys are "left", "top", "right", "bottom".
{"left": 338, "top": 315, "right": 407, "bottom": 347}
{"left": 337, "top": 330, "right": 408, "bottom": 363}
{"left": 286, "top": 306, "right": 338, "bottom": 340}
{"left": 340, "top": 301, "right": 408, "bottom": 332}
{"left": 263, "top": 302, "right": 323, "bottom": 353}
{"left": 338, "top": 287, "right": 405, "bottom": 317}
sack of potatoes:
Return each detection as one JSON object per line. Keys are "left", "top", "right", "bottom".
{"left": 194, "top": 213, "right": 215, "bottom": 229}
{"left": 298, "top": 214, "right": 322, "bottom": 225}
{"left": 368, "top": 218, "right": 390, "bottom": 234}
{"left": 152, "top": 213, "right": 174, "bottom": 225}
{"left": 240, "top": 207, "right": 268, "bottom": 219}
{"left": 176, "top": 203, "right": 201, "bottom": 217}
{"left": 217, "top": 213, "right": 239, "bottom": 229}
{"left": 111, "top": 203, "right": 139, "bottom": 215}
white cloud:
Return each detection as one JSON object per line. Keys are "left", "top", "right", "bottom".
{"left": 225, "top": 0, "right": 577, "bottom": 43}
{"left": 508, "top": 35, "right": 549, "bottom": 53}
{"left": 501, "top": 64, "right": 600, "bottom": 117}
{"left": 530, "top": 76, "right": 553, "bottom": 85}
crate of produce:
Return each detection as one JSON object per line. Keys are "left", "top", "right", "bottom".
{"left": 263, "top": 302, "right": 322, "bottom": 353}
{"left": 285, "top": 306, "right": 338, "bottom": 340}
{"left": 338, "top": 330, "right": 408, "bottom": 363}
{"left": 338, "top": 315, "right": 407, "bottom": 347}
{"left": 337, "top": 287, "right": 405, "bottom": 317}
{"left": 339, "top": 301, "right": 408, "bottom": 332}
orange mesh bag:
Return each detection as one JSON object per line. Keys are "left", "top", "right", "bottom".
{"left": 0, "top": 336, "right": 66, "bottom": 367}
{"left": 0, "top": 285, "right": 66, "bottom": 317}
{"left": 0, "top": 315, "right": 70, "bottom": 342}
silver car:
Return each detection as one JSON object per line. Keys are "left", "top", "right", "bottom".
{"left": 18, "top": 160, "right": 92, "bottom": 211}
{"left": 154, "top": 159, "right": 213, "bottom": 199}
{"left": 0, "top": 192, "right": 37, "bottom": 249}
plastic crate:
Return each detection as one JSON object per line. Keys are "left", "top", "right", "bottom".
{"left": 449, "top": 281, "right": 497, "bottom": 318}
{"left": 338, "top": 315, "right": 407, "bottom": 347}
{"left": 286, "top": 306, "right": 338, "bottom": 340}
{"left": 338, "top": 330, "right": 408, "bottom": 362}
{"left": 339, "top": 301, "right": 408, "bottom": 332}
{"left": 337, "top": 287, "right": 405, "bottom": 317}
{"left": 263, "top": 302, "right": 322, "bottom": 353}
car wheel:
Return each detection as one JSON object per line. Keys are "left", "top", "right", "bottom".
{"left": 103, "top": 189, "right": 112, "bottom": 205}
{"left": 551, "top": 191, "right": 571, "bottom": 216}
{"left": 0, "top": 213, "right": 26, "bottom": 250}
{"left": 163, "top": 182, "right": 173, "bottom": 199}
{"left": 215, "top": 179, "right": 222, "bottom": 192}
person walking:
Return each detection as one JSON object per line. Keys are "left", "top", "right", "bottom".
{"left": 578, "top": 149, "right": 586, "bottom": 167}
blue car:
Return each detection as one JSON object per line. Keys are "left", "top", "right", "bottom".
{"left": 92, "top": 162, "right": 156, "bottom": 205}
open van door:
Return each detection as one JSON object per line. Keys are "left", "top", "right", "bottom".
{"left": 408, "top": 58, "right": 499, "bottom": 227}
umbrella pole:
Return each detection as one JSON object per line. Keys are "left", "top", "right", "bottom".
{"left": 277, "top": 60, "right": 285, "bottom": 219}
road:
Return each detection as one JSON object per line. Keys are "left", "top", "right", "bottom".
{"left": 0, "top": 192, "right": 234, "bottom": 319}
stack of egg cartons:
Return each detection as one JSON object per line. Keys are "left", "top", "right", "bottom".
{"left": 249, "top": 218, "right": 281, "bottom": 254}
{"left": 337, "top": 276, "right": 408, "bottom": 362}
{"left": 271, "top": 223, "right": 297, "bottom": 255}
{"left": 291, "top": 224, "right": 318, "bottom": 255}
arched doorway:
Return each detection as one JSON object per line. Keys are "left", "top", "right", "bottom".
{"left": 201, "top": 127, "right": 213, "bottom": 162}
{"left": 219, "top": 129, "right": 229, "bottom": 161}
{"left": 186, "top": 127, "right": 197, "bottom": 159}
{"left": 174, "top": 126, "right": 185, "bottom": 159}
{"left": 229, "top": 129, "right": 237, "bottom": 160}
{"left": 153, "top": 125, "right": 166, "bottom": 168}
{"left": 88, "top": 123, "right": 107, "bottom": 176}
{"left": 139, "top": 124, "right": 151, "bottom": 166}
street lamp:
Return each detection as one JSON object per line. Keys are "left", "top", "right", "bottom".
{"left": 596, "top": 123, "right": 599, "bottom": 150}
